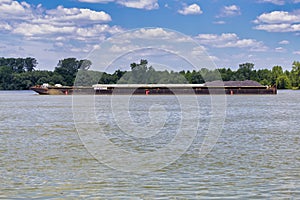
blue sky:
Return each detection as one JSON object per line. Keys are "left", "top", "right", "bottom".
{"left": 0, "top": 0, "right": 300, "bottom": 71}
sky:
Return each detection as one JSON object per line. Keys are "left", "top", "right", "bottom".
{"left": 0, "top": 0, "right": 300, "bottom": 71}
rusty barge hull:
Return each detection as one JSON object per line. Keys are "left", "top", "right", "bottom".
{"left": 31, "top": 84, "right": 277, "bottom": 95}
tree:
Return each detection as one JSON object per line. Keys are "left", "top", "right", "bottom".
{"left": 0, "top": 57, "right": 37, "bottom": 73}
{"left": 0, "top": 66, "right": 13, "bottom": 89}
{"left": 189, "top": 70, "right": 204, "bottom": 83}
{"left": 256, "top": 69, "right": 272, "bottom": 85}
{"left": 291, "top": 61, "right": 300, "bottom": 88}
{"left": 54, "top": 58, "right": 92, "bottom": 86}
{"left": 78, "top": 59, "right": 92, "bottom": 70}
{"left": 271, "top": 66, "right": 283, "bottom": 85}
{"left": 130, "top": 59, "right": 149, "bottom": 83}
{"left": 276, "top": 75, "right": 291, "bottom": 89}
{"left": 218, "top": 68, "right": 234, "bottom": 81}
{"left": 237, "top": 63, "right": 254, "bottom": 80}
{"left": 24, "top": 57, "right": 38, "bottom": 72}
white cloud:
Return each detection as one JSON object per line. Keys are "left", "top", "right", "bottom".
{"left": 13, "top": 23, "right": 76, "bottom": 36}
{"left": 178, "top": 3, "right": 203, "bottom": 15}
{"left": 124, "top": 28, "right": 176, "bottom": 39}
{"left": 217, "top": 5, "right": 241, "bottom": 18}
{"left": 195, "top": 33, "right": 267, "bottom": 51}
{"left": 0, "top": 0, "right": 124, "bottom": 69}
{"left": 0, "top": 22, "right": 12, "bottom": 30}
{"left": 76, "top": 24, "right": 122, "bottom": 38}
{"left": 254, "top": 11, "right": 300, "bottom": 24}
{"left": 0, "top": 0, "right": 32, "bottom": 19}
{"left": 258, "top": 0, "right": 285, "bottom": 5}
{"left": 109, "top": 44, "right": 140, "bottom": 52}
{"left": 45, "top": 6, "right": 111, "bottom": 24}
{"left": 254, "top": 23, "right": 300, "bottom": 32}
{"left": 279, "top": 40, "right": 289, "bottom": 44}
{"left": 0, "top": 1, "right": 163, "bottom": 70}
{"left": 254, "top": 10, "right": 300, "bottom": 32}
{"left": 258, "top": 0, "right": 300, "bottom": 5}
{"left": 275, "top": 47, "right": 286, "bottom": 52}
{"left": 117, "top": 0, "right": 159, "bottom": 10}
{"left": 77, "top": 0, "right": 159, "bottom": 10}
{"left": 0, "top": 2, "right": 120, "bottom": 40}
{"left": 191, "top": 46, "right": 207, "bottom": 56}
{"left": 214, "top": 20, "right": 226, "bottom": 24}
{"left": 78, "top": 0, "right": 114, "bottom": 2}
{"left": 209, "top": 55, "right": 219, "bottom": 62}
{"left": 0, "top": 1, "right": 112, "bottom": 24}
{"left": 293, "top": 51, "right": 300, "bottom": 55}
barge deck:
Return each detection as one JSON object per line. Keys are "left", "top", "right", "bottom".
{"left": 30, "top": 81, "right": 277, "bottom": 95}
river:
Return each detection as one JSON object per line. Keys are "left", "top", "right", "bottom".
{"left": 0, "top": 90, "right": 299, "bottom": 199}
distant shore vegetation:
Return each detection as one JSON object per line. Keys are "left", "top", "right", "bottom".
{"left": 0, "top": 57, "right": 299, "bottom": 90}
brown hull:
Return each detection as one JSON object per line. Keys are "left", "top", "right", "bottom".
{"left": 30, "top": 86, "right": 74, "bottom": 95}
{"left": 31, "top": 85, "right": 277, "bottom": 95}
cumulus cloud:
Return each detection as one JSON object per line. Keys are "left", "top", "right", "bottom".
{"left": 13, "top": 23, "right": 76, "bottom": 36}
{"left": 254, "top": 11, "right": 300, "bottom": 24}
{"left": 258, "top": 0, "right": 300, "bottom": 5}
{"left": 255, "top": 23, "right": 300, "bottom": 32}
{"left": 279, "top": 40, "right": 289, "bottom": 44}
{"left": 121, "top": 28, "right": 176, "bottom": 39}
{"left": 195, "top": 33, "right": 267, "bottom": 51}
{"left": 257, "top": 0, "right": 285, "bottom": 5}
{"left": 191, "top": 46, "right": 208, "bottom": 57}
{"left": 0, "top": 0, "right": 32, "bottom": 19}
{"left": 0, "top": 0, "right": 124, "bottom": 69}
{"left": 214, "top": 20, "right": 226, "bottom": 25}
{"left": 117, "top": 0, "right": 159, "bottom": 10}
{"left": 77, "top": 0, "right": 159, "bottom": 10}
{"left": 178, "top": 3, "right": 203, "bottom": 15}
{"left": 78, "top": 0, "right": 114, "bottom": 2}
{"left": 275, "top": 47, "right": 286, "bottom": 52}
{"left": 0, "top": 22, "right": 12, "bottom": 31}
{"left": 254, "top": 10, "right": 300, "bottom": 32}
{"left": 0, "top": 1, "right": 120, "bottom": 39}
{"left": 45, "top": 6, "right": 111, "bottom": 23}
{"left": 293, "top": 51, "right": 300, "bottom": 55}
{"left": 217, "top": 5, "right": 241, "bottom": 18}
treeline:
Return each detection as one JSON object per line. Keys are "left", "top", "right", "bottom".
{"left": 0, "top": 57, "right": 91, "bottom": 90}
{"left": 0, "top": 57, "right": 299, "bottom": 90}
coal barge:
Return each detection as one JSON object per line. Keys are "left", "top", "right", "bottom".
{"left": 30, "top": 81, "right": 277, "bottom": 95}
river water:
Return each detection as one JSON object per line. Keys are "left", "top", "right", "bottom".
{"left": 0, "top": 90, "right": 299, "bottom": 199}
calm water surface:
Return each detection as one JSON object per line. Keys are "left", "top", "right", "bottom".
{"left": 0, "top": 90, "right": 299, "bottom": 199}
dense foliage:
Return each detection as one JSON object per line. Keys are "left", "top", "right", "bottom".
{"left": 0, "top": 57, "right": 300, "bottom": 90}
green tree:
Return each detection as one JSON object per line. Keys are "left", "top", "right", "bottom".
{"left": 76, "top": 70, "right": 103, "bottom": 86}
{"left": 130, "top": 59, "right": 148, "bottom": 83}
{"left": 276, "top": 75, "right": 291, "bottom": 89}
{"left": 256, "top": 69, "right": 272, "bottom": 85}
{"left": 0, "top": 57, "right": 37, "bottom": 73}
{"left": 24, "top": 57, "right": 38, "bottom": 72}
{"left": 218, "top": 68, "right": 234, "bottom": 81}
{"left": 189, "top": 70, "right": 204, "bottom": 83}
{"left": 0, "top": 66, "right": 13, "bottom": 89}
{"left": 271, "top": 66, "right": 283, "bottom": 85}
{"left": 54, "top": 58, "right": 92, "bottom": 86}
{"left": 291, "top": 61, "right": 300, "bottom": 88}
{"left": 237, "top": 63, "right": 254, "bottom": 80}
{"left": 99, "top": 72, "right": 116, "bottom": 84}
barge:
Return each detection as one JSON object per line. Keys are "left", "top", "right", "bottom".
{"left": 30, "top": 81, "right": 277, "bottom": 95}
